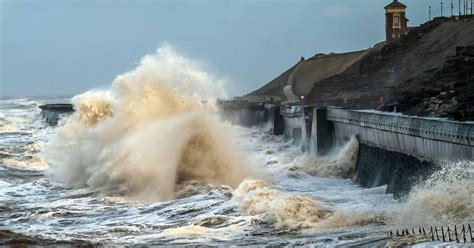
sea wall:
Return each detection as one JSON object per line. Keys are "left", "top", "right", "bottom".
{"left": 216, "top": 100, "right": 268, "bottom": 128}
{"left": 39, "top": 104, "right": 74, "bottom": 126}
{"left": 325, "top": 108, "right": 473, "bottom": 161}
{"left": 217, "top": 100, "right": 474, "bottom": 196}
{"left": 279, "top": 105, "right": 304, "bottom": 147}
{"left": 355, "top": 144, "right": 437, "bottom": 197}
{"left": 278, "top": 105, "right": 314, "bottom": 152}
{"left": 313, "top": 107, "right": 473, "bottom": 196}
{"left": 217, "top": 100, "right": 285, "bottom": 135}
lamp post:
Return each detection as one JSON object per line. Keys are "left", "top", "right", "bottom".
{"left": 441, "top": 1, "right": 444, "bottom": 16}
{"left": 451, "top": 0, "right": 454, "bottom": 15}
{"left": 429, "top": 5, "right": 432, "bottom": 20}
{"left": 459, "top": 0, "right": 462, "bottom": 15}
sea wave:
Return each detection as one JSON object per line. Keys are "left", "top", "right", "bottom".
{"left": 45, "top": 44, "right": 259, "bottom": 202}
{"left": 290, "top": 136, "right": 359, "bottom": 178}
{"left": 390, "top": 160, "right": 474, "bottom": 229}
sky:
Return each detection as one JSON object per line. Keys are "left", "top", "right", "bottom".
{"left": 0, "top": 0, "right": 448, "bottom": 97}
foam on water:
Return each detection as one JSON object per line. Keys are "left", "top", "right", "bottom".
{"left": 390, "top": 161, "right": 474, "bottom": 229}
{"left": 1, "top": 47, "right": 473, "bottom": 246}
{"left": 2, "top": 155, "right": 47, "bottom": 170}
{"left": 1, "top": 103, "right": 399, "bottom": 245}
{"left": 290, "top": 136, "right": 359, "bottom": 178}
{"left": 0, "top": 180, "right": 10, "bottom": 188}
{"left": 233, "top": 178, "right": 333, "bottom": 228}
{"left": 224, "top": 127, "right": 400, "bottom": 233}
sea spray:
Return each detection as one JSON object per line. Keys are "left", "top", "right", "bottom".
{"left": 1, "top": 97, "right": 405, "bottom": 244}
{"left": 291, "top": 136, "right": 359, "bottom": 178}
{"left": 391, "top": 160, "right": 474, "bottom": 228}
{"left": 45, "top": 45, "right": 256, "bottom": 201}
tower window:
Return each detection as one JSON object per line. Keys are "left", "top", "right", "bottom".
{"left": 393, "top": 13, "right": 401, "bottom": 28}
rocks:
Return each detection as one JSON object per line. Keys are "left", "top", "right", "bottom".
{"left": 244, "top": 17, "right": 474, "bottom": 121}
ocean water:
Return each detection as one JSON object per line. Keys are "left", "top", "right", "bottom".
{"left": 1, "top": 97, "right": 472, "bottom": 246}
{"left": 1, "top": 46, "right": 472, "bottom": 246}
{"left": 0, "top": 96, "right": 393, "bottom": 246}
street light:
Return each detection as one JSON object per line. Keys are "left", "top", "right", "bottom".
{"left": 451, "top": 0, "right": 454, "bottom": 15}
{"left": 441, "top": 1, "right": 444, "bottom": 16}
{"left": 429, "top": 5, "right": 432, "bottom": 20}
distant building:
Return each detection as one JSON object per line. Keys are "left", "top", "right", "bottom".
{"left": 385, "top": 0, "right": 409, "bottom": 44}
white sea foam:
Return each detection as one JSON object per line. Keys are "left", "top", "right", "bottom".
{"left": 2, "top": 155, "right": 48, "bottom": 169}
{"left": 391, "top": 161, "right": 474, "bottom": 228}
{"left": 0, "top": 180, "right": 10, "bottom": 188}
{"left": 291, "top": 136, "right": 359, "bottom": 178}
{"left": 232, "top": 178, "right": 385, "bottom": 229}
{"left": 233, "top": 178, "right": 333, "bottom": 228}
{"left": 0, "top": 114, "right": 19, "bottom": 132}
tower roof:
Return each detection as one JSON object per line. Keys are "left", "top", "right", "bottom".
{"left": 385, "top": 0, "right": 407, "bottom": 9}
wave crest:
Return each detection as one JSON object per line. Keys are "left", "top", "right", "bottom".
{"left": 391, "top": 161, "right": 474, "bottom": 228}
{"left": 45, "top": 45, "right": 255, "bottom": 201}
{"left": 291, "top": 136, "right": 359, "bottom": 178}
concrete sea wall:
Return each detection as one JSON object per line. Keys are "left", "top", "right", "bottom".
{"left": 321, "top": 107, "right": 473, "bottom": 196}
{"left": 216, "top": 100, "right": 268, "bottom": 128}
{"left": 279, "top": 105, "right": 305, "bottom": 147}
{"left": 39, "top": 104, "right": 74, "bottom": 126}
{"left": 217, "top": 100, "right": 474, "bottom": 196}
{"left": 325, "top": 108, "right": 473, "bottom": 161}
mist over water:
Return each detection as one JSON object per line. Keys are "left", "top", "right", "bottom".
{"left": 45, "top": 45, "right": 255, "bottom": 201}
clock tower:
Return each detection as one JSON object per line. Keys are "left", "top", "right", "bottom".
{"left": 385, "top": 0, "right": 409, "bottom": 44}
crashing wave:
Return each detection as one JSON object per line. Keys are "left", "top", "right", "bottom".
{"left": 232, "top": 179, "right": 383, "bottom": 229}
{"left": 45, "top": 45, "right": 257, "bottom": 201}
{"left": 291, "top": 136, "right": 359, "bottom": 178}
{"left": 391, "top": 160, "right": 474, "bottom": 228}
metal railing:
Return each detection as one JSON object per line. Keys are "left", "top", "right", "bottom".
{"left": 388, "top": 224, "right": 473, "bottom": 243}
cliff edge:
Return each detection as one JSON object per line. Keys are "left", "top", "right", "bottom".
{"left": 245, "top": 16, "right": 474, "bottom": 120}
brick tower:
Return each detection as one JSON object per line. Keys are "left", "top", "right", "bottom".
{"left": 385, "top": 0, "right": 409, "bottom": 44}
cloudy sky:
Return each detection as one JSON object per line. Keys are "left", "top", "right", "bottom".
{"left": 1, "top": 0, "right": 445, "bottom": 97}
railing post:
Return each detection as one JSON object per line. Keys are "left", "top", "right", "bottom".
{"left": 442, "top": 226, "right": 446, "bottom": 242}
{"left": 462, "top": 225, "right": 466, "bottom": 243}
{"left": 469, "top": 224, "right": 473, "bottom": 242}
{"left": 455, "top": 225, "right": 459, "bottom": 243}
{"left": 448, "top": 226, "right": 452, "bottom": 242}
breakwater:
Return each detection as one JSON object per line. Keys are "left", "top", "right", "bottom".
{"left": 217, "top": 100, "right": 474, "bottom": 197}
{"left": 39, "top": 104, "right": 74, "bottom": 126}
